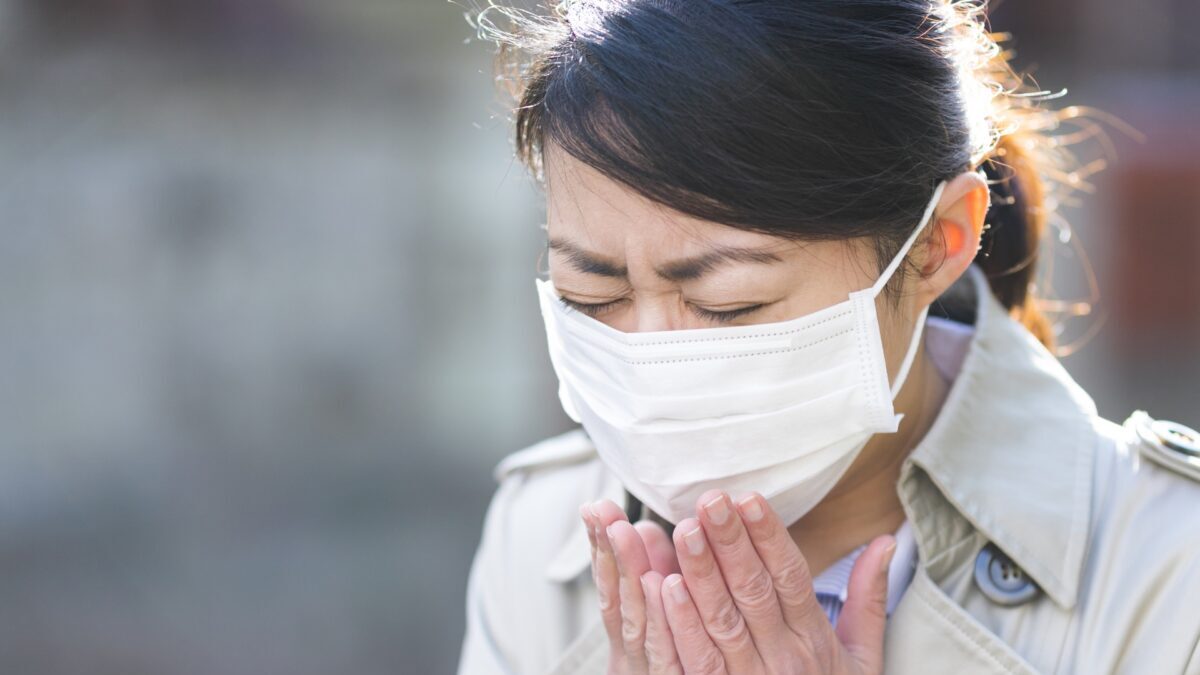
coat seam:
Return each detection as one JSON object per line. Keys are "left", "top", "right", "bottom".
{"left": 912, "top": 573, "right": 1032, "bottom": 674}
{"left": 1185, "top": 620, "right": 1200, "bottom": 675}
{"left": 1057, "top": 417, "right": 1095, "bottom": 604}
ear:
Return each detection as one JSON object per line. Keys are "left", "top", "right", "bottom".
{"left": 913, "top": 170, "right": 990, "bottom": 307}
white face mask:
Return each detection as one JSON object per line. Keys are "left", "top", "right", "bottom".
{"left": 535, "top": 180, "right": 948, "bottom": 525}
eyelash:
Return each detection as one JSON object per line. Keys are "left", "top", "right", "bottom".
{"left": 558, "top": 297, "right": 765, "bottom": 324}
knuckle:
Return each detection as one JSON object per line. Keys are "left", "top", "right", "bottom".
{"left": 861, "top": 597, "right": 889, "bottom": 624}
{"left": 643, "top": 639, "right": 677, "bottom": 670}
{"left": 598, "top": 581, "right": 620, "bottom": 614}
{"left": 708, "top": 522, "right": 741, "bottom": 547}
{"left": 728, "top": 567, "right": 776, "bottom": 612}
{"left": 621, "top": 609, "right": 646, "bottom": 647}
{"left": 692, "top": 648, "right": 726, "bottom": 675}
{"left": 598, "top": 588, "right": 616, "bottom": 613}
{"left": 704, "top": 601, "right": 748, "bottom": 645}
{"left": 676, "top": 618, "right": 710, "bottom": 645}
{"left": 772, "top": 555, "right": 814, "bottom": 598}
{"left": 801, "top": 624, "right": 835, "bottom": 661}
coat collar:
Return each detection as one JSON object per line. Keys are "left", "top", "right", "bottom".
{"left": 545, "top": 264, "right": 1097, "bottom": 610}
{"left": 899, "top": 263, "right": 1095, "bottom": 609}
{"left": 543, "top": 457, "right": 625, "bottom": 583}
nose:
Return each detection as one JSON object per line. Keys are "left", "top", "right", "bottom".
{"left": 626, "top": 295, "right": 688, "bottom": 333}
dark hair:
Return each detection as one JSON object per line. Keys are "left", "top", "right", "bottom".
{"left": 472, "top": 0, "right": 1112, "bottom": 353}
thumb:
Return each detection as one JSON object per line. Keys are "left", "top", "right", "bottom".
{"left": 835, "top": 534, "right": 897, "bottom": 674}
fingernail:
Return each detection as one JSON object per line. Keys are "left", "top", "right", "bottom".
{"left": 883, "top": 540, "right": 898, "bottom": 576}
{"left": 583, "top": 504, "right": 597, "bottom": 536}
{"left": 738, "top": 495, "right": 764, "bottom": 522}
{"left": 580, "top": 505, "right": 596, "bottom": 546}
{"left": 683, "top": 526, "right": 705, "bottom": 556}
{"left": 665, "top": 575, "right": 689, "bottom": 605}
{"left": 606, "top": 524, "right": 621, "bottom": 570}
{"left": 703, "top": 494, "right": 729, "bottom": 525}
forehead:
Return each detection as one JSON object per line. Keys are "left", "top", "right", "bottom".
{"left": 543, "top": 141, "right": 791, "bottom": 254}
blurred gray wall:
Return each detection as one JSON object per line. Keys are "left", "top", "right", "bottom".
{"left": 0, "top": 1, "right": 1194, "bottom": 674}
{"left": 0, "top": 2, "right": 572, "bottom": 673}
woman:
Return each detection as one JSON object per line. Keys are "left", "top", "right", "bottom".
{"left": 457, "top": 1, "right": 1200, "bottom": 673}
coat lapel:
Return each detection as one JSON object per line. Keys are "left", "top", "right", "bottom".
{"left": 884, "top": 569, "right": 1038, "bottom": 675}
{"left": 886, "top": 264, "right": 1099, "bottom": 673}
{"left": 900, "top": 264, "right": 1095, "bottom": 609}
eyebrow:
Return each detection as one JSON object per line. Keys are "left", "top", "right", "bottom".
{"left": 547, "top": 237, "right": 784, "bottom": 282}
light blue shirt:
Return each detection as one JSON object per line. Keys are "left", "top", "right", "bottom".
{"left": 813, "top": 518, "right": 916, "bottom": 628}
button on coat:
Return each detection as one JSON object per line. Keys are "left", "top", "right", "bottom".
{"left": 973, "top": 542, "right": 1040, "bottom": 607}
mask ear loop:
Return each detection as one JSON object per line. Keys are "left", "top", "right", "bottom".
{"left": 866, "top": 179, "right": 948, "bottom": 399}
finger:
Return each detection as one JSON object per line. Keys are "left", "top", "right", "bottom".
{"left": 582, "top": 502, "right": 598, "bottom": 555}
{"left": 588, "top": 501, "right": 631, "bottom": 668}
{"left": 736, "top": 492, "right": 832, "bottom": 637}
{"left": 661, "top": 573, "right": 727, "bottom": 675}
{"left": 609, "top": 520, "right": 653, "bottom": 673}
{"left": 697, "top": 490, "right": 789, "bottom": 652}
{"left": 634, "top": 521, "right": 680, "bottom": 575}
{"left": 836, "top": 534, "right": 896, "bottom": 675}
{"left": 582, "top": 503, "right": 608, "bottom": 662}
{"left": 640, "top": 571, "right": 683, "bottom": 675}
{"left": 581, "top": 503, "right": 600, "bottom": 593}
{"left": 672, "top": 517, "right": 763, "bottom": 672}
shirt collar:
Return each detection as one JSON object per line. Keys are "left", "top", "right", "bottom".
{"left": 812, "top": 518, "right": 917, "bottom": 616}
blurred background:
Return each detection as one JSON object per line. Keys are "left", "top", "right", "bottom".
{"left": 0, "top": 0, "right": 1195, "bottom": 673}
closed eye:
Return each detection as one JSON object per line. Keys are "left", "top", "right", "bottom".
{"left": 558, "top": 296, "right": 766, "bottom": 324}
{"left": 557, "top": 296, "right": 627, "bottom": 318}
{"left": 689, "top": 304, "right": 766, "bottom": 324}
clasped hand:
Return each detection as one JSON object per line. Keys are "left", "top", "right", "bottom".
{"left": 580, "top": 490, "right": 896, "bottom": 675}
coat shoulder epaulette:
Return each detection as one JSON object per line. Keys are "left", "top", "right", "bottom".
{"left": 1125, "top": 409, "right": 1200, "bottom": 483}
{"left": 492, "top": 428, "right": 596, "bottom": 483}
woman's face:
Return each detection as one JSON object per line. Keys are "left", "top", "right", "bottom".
{"left": 542, "top": 141, "right": 939, "bottom": 378}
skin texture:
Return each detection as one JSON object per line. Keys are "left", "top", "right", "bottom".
{"left": 583, "top": 492, "right": 898, "bottom": 675}
{"left": 545, "top": 139, "right": 989, "bottom": 672}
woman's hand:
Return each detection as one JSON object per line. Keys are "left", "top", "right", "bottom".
{"left": 581, "top": 490, "right": 897, "bottom": 675}
{"left": 581, "top": 499, "right": 682, "bottom": 674}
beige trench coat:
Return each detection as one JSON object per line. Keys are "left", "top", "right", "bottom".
{"left": 457, "top": 265, "right": 1200, "bottom": 675}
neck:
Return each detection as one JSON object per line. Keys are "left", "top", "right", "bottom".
{"left": 786, "top": 338, "right": 950, "bottom": 577}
